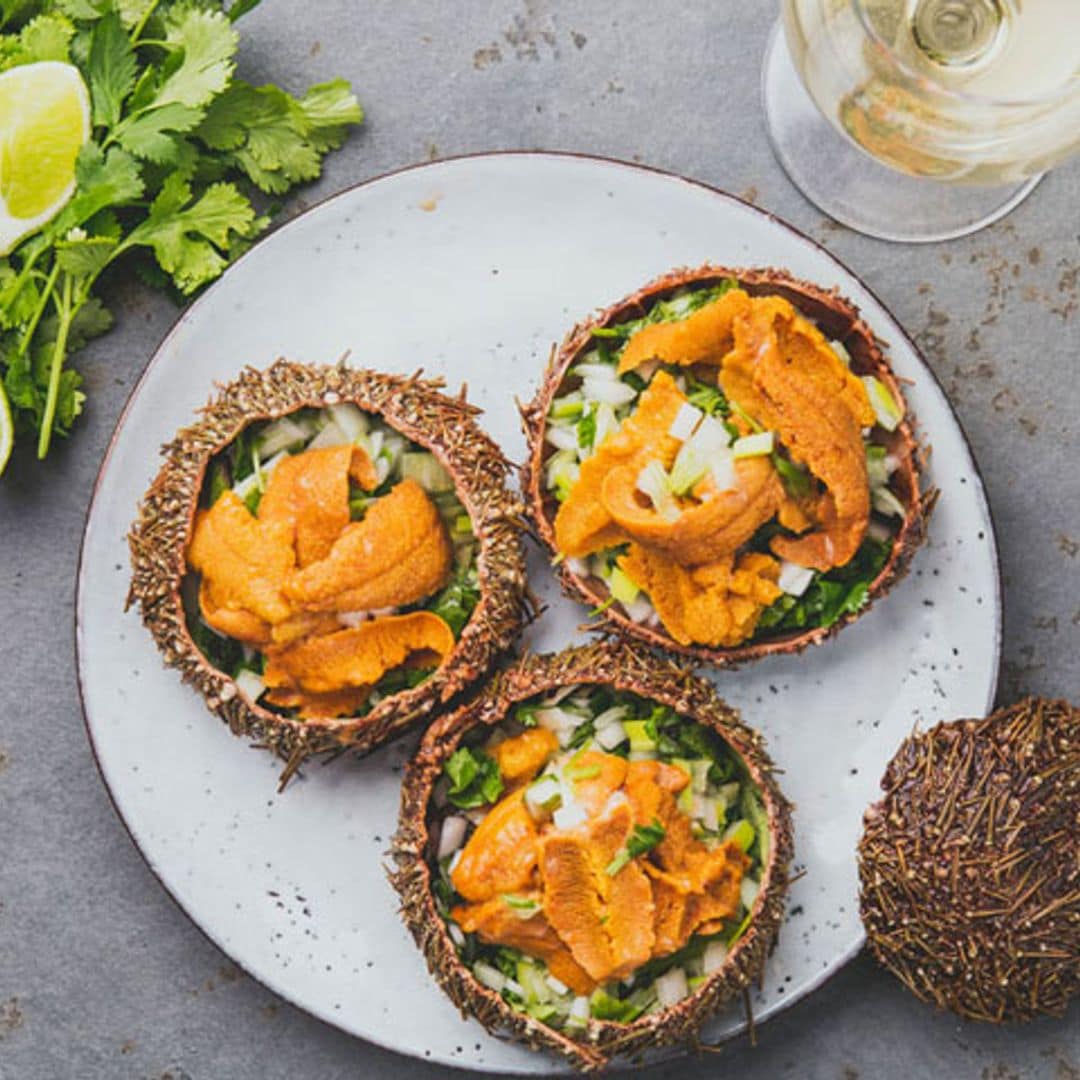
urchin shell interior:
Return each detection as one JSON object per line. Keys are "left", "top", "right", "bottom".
{"left": 128, "top": 359, "right": 528, "bottom": 782}
{"left": 859, "top": 697, "right": 1079, "bottom": 1023}
{"left": 389, "top": 641, "right": 795, "bottom": 1071}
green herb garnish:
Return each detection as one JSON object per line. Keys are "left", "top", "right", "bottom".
{"left": 444, "top": 746, "right": 504, "bottom": 809}
{"left": 0, "top": 0, "right": 362, "bottom": 472}
{"left": 606, "top": 817, "right": 666, "bottom": 876}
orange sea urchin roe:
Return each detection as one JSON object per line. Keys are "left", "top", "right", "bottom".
{"left": 718, "top": 295, "right": 874, "bottom": 570}
{"left": 553, "top": 370, "right": 686, "bottom": 558}
{"left": 618, "top": 546, "right": 781, "bottom": 648}
{"left": 552, "top": 288, "right": 879, "bottom": 646}
{"left": 447, "top": 745, "right": 751, "bottom": 986}
{"left": 187, "top": 439, "right": 456, "bottom": 718}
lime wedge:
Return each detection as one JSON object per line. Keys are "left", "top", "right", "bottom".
{"left": 0, "top": 379, "right": 13, "bottom": 477}
{"left": 0, "top": 61, "right": 90, "bottom": 256}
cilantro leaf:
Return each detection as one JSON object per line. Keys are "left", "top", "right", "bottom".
{"left": 444, "top": 747, "right": 504, "bottom": 809}
{"left": 56, "top": 143, "right": 145, "bottom": 232}
{"left": 14, "top": 13, "right": 74, "bottom": 63}
{"left": 87, "top": 11, "right": 134, "bottom": 128}
{"left": 54, "top": 233, "right": 117, "bottom": 278}
{"left": 297, "top": 77, "right": 364, "bottom": 150}
{"left": 116, "top": 100, "right": 203, "bottom": 161}
{"left": 156, "top": 6, "right": 237, "bottom": 109}
{"left": 126, "top": 176, "right": 259, "bottom": 294}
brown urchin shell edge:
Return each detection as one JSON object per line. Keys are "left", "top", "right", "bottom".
{"left": 127, "top": 359, "right": 530, "bottom": 784}
{"left": 520, "top": 264, "right": 938, "bottom": 668}
{"left": 388, "top": 640, "right": 796, "bottom": 1071}
{"left": 858, "top": 697, "right": 1079, "bottom": 1023}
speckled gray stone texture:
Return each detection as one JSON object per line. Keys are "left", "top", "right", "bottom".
{"left": 0, "top": 2, "right": 1076, "bottom": 1078}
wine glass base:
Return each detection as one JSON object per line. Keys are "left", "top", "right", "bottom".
{"left": 761, "top": 21, "right": 1042, "bottom": 243}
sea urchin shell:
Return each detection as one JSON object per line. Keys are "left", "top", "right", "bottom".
{"left": 520, "top": 264, "right": 935, "bottom": 667}
{"left": 389, "top": 641, "right": 794, "bottom": 1071}
{"left": 127, "top": 359, "right": 528, "bottom": 781}
{"left": 859, "top": 697, "right": 1079, "bottom": 1022}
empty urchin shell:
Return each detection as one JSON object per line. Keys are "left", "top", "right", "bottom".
{"left": 859, "top": 697, "right": 1079, "bottom": 1022}
{"left": 127, "top": 359, "right": 529, "bottom": 781}
{"left": 389, "top": 641, "right": 794, "bottom": 1071}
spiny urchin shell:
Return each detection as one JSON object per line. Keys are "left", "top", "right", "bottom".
{"left": 520, "top": 264, "right": 935, "bottom": 668}
{"left": 388, "top": 640, "right": 795, "bottom": 1071}
{"left": 127, "top": 359, "right": 529, "bottom": 783}
{"left": 859, "top": 697, "right": 1079, "bottom": 1022}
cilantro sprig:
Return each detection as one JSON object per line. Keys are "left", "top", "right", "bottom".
{"left": 0, "top": 0, "right": 363, "bottom": 471}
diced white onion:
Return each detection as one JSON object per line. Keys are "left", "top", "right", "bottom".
{"left": 668, "top": 401, "right": 703, "bottom": 441}
{"left": 545, "top": 423, "right": 579, "bottom": 452}
{"left": 306, "top": 419, "right": 349, "bottom": 450}
{"left": 474, "top": 962, "right": 507, "bottom": 993}
{"left": 437, "top": 816, "right": 468, "bottom": 859}
{"left": 741, "top": 876, "right": 761, "bottom": 911}
{"left": 545, "top": 974, "right": 569, "bottom": 996}
{"left": 234, "top": 669, "right": 265, "bottom": 702}
{"left": 703, "top": 940, "right": 729, "bottom": 974}
{"left": 594, "top": 706, "right": 629, "bottom": 729}
{"left": 553, "top": 800, "right": 588, "bottom": 831}
{"left": 709, "top": 452, "right": 737, "bottom": 493}
{"left": 535, "top": 707, "right": 579, "bottom": 734}
{"left": 573, "top": 362, "right": 619, "bottom": 381}
{"left": 595, "top": 721, "right": 628, "bottom": 751}
{"left": 463, "top": 807, "right": 487, "bottom": 826}
{"left": 447, "top": 849, "right": 463, "bottom": 875}
{"left": 829, "top": 339, "right": 852, "bottom": 366}
{"left": 622, "top": 595, "right": 656, "bottom": 624}
{"left": 447, "top": 922, "right": 465, "bottom": 947}
{"left": 327, "top": 402, "right": 368, "bottom": 442}
{"left": 583, "top": 377, "right": 637, "bottom": 407}
{"left": 256, "top": 416, "right": 307, "bottom": 457}
{"left": 778, "top": 560, "right": 816, "bottom": 597}
{"left": 873, "top": 487, "right": 906, "bottom": 518}
{"left": 525, "top": 774, "right": 563, "bottom": 818}
{"left": 655, "top": 967, "right": 690, "bottom": 1007}
{"left": 568, "top": 995, "right": 590, "bottom": 1025}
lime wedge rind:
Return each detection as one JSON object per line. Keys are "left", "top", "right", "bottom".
{"left": 0, "top": 377, "right": 13, "bottom": 477}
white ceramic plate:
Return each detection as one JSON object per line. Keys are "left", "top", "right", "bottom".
{"left": 77, "top": 153, "right": 1000, "bottom": 1073}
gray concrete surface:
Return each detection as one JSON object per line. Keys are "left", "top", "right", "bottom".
{"left": 1, "top": 2, "right": 1077, "bottom": 1078}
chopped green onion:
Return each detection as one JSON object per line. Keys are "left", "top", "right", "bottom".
{"left": 732, "top": 432, "right": 775, "bottom": 458}
{"left": 609, "top": 565, "right": 640, "bottom": 606}
{"left": 636, "top": 460, "right": 680, "bottom": 522}
{"left": 862, "top": 375, "right": 903, "bottom": 432}
{"left": 623, "top": 719, "right": 657, "bottom": 755}
{"left": 722, "top": 819, "right": 755, "bottom": 852}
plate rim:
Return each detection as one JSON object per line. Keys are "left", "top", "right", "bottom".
{"left": 74, "top": 149, "right": 1003, "bottom": 1072}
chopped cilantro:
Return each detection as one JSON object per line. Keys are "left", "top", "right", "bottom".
{"left": 758, "top": 537, "right": 892, "bottom": 633}
{"left": 444, "top": 746, "right": 504, "bottom": 809}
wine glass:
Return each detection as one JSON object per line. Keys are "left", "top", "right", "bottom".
{"left": 762, "top": 0, "right": 1080, "bottom": 242}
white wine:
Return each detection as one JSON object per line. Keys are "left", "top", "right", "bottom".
{"left": 784, "top": 0, "right": 1080, "bottom": 183}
